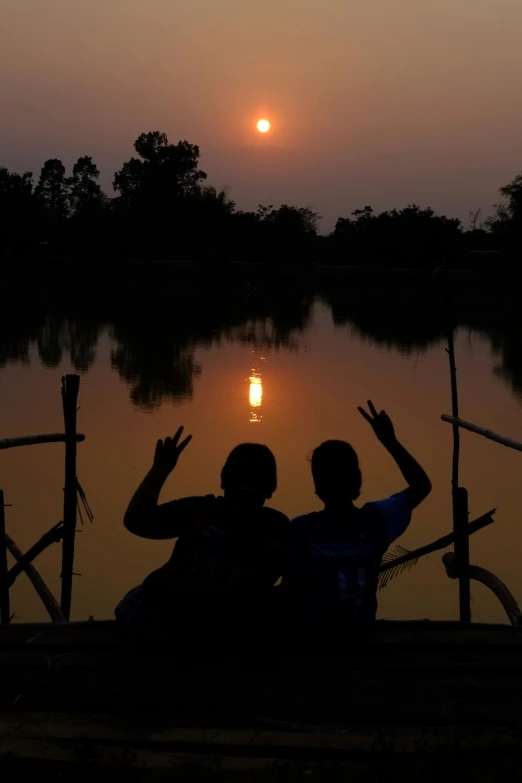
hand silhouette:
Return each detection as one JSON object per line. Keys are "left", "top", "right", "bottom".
{"left": 358, "top": 401, "right": 397, "bottom": 448}
{"left": 153, "top": 426, "right": 192, "bottom": 476}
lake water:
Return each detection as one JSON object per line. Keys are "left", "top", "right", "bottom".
{"left": 1, "top": 279, "right": 522, "bottom": 624}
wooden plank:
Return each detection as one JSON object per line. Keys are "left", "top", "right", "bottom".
{"left": 60, "top": 374, "right": 80, "bottom": 620}
{"left": 0, "top": 433, "right": 85, "bottom": 450}
{"left": 0, "top": 620, "right": 119, "bottom": 646}
{"left": 3, "top": 713, "right": 522, "bottom": 763}
{"left": 441, "top": 415, "right": 522, "bottom": 452}
{"left": 5, "top": 644, "right": 522, "bottom": 672}
{"left": 2, "top": 619, "right": 522, "bottom": 647}
{"left": 0, "top": 492, "right": 9, "bottom": 624}
{"left": 455, "top": 487, "right": 471, "bottom": 622}
{"left": 0, "top": 716, "right": 490, "bottom": 752}
{"left": 3, "top": 667, "right": 522, "bottom": 725}
{"left": 2, "top": 736, "right": 522, "bottom": 773}
{"left": 1, "top": 697, "right": 520, "bottom": 728}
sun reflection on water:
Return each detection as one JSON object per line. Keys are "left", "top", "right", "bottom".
{"left": 249, "top": 356, "right": 266, "bottom": 423}
{"left": 249, "top": 373, "right": 263, "bottom": 422}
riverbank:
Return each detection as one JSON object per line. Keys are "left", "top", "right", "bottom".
{"left": 3, "top": 255, "right": 518, "bottom": 295}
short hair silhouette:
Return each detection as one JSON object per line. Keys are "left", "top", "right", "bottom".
{"left": 221, "top": 443, "right": 277, "bottom": 499}
{"left": 311, "top": 440, "right": 362, "bottom": 503}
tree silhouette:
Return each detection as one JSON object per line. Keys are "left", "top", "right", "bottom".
{"left": 0, "top": 129, "right": 515, "bottom": 265}
{"left": 114, "top": 131, "right": 207, "bottom": 208}
{"left": 486, "top": 172, "right": 522, "bottom": 254}
{"left": 35, "top": 159, "right": 70, "bottom": 221}
{"left": 469, "top": 209, "right": 482, "bottom": 231}
{"left": 0, "top": 167, "right": 35, "bottom": 251}
{"left": 69, "top": 156, "right": 104, "bottom": 216}
{"left": 259, "top": 204, "right": 321, "bottom": 236}
{"left": 331, "top": 204, "right": 462, "bottom": 265}
{"left": 113, "top": 131, "right": 210, "bottom": 257}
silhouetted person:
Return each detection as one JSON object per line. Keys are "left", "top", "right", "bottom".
{"left": 115, "top": 427, "right": 289, "bottom": 639}
{"left": 284, "top": 401, "right": 431, "bottom": 634}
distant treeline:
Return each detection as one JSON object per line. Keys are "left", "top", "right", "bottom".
{"left": 1, "top": 130, "right": 521, "bottom": 266}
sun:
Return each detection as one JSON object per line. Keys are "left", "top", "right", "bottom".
{"left": 257, "top": 119, "right": 271, "bottom": 134}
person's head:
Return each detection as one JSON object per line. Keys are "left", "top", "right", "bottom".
{"left": 220, "top": 443, "right": 277, "bottom": 506}
{"left": 311, "top": 440, "right": 362, "bottom": 505}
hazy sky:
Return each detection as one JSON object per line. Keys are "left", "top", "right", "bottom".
{"left": 2, "top": 0, "right": 522, "bottom": 230}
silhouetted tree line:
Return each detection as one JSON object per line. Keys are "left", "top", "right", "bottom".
{"left": 1, "top": 129, "right": 521, "bottom": 265}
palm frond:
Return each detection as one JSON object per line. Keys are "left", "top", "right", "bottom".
{"left": 378, "top": 508, "right": 496, "bottom": 591}
{"left": 379, "top": 545, "right": 420, "bottom": 590}
{"left": 381, "top": 544, "right": 410, "bottom": 565}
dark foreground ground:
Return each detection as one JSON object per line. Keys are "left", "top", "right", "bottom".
{"left": 2, "top": 621, "right": 522, "bottom": 781}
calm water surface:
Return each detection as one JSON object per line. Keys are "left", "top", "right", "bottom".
{"left": 1, "top": 281, "right": 521, "bottom": 623}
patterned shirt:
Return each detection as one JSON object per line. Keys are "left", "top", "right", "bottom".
{"left": 116, "top": 495, "right": 289, "bottom": 637}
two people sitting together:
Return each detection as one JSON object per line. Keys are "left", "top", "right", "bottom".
{"left": 116, "top": 401, "right": 431, "bottom": 638}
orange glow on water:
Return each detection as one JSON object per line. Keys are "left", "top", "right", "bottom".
{"left": 249, "top": 373, "right": 262, "bottom": 422}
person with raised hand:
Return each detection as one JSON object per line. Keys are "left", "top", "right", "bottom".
{"left": 116, "top": 426, "right": 289, "bottom": 639}
{"left": 284, "top": 401, "right": 431, "bottom": 633}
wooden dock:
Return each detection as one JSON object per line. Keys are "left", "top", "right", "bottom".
{"left": 2, "top": 620, "right": 522, "bottom": 771}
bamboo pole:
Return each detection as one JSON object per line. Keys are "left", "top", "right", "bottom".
{"left": 5, "top": 522, "right": 64, "bottom": 589}
{"left": 0, "top": 491, "right": 9, "bottom": 624}
{"left": 60, "top": 374, "right": 80, "bottom": 620}
{"left": 441, "top": 415, "right": 522, "bottom": 452}
{"left": 455, "top": 486, "right": 471, "bottom": 622}
{"left": 0, "top": 433, "right": 85, "bottom": 450}
{"left": 445, "top": 284, "right": 471, "bottom": 622}
{"left": 5, "top": 534, "right": 65, "bottom": 623}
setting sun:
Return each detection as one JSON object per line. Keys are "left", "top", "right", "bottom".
{"left": 256, "top": 119, "right": 271, "bottom": 134}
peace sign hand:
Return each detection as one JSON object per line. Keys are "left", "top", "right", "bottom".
{"left": 358, "top": 401, "right": 397, "bottom": 448}
{"left": 153, "top": 426, "right": 192, "bottom": 478}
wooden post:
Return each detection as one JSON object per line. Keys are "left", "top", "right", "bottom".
{"left": 0, "top": 490, "right": 9, "bottom": 624}
{"left": 447, "top": 328, "right": 460, "bottom": 519}
{"left": 455, "top": 486, "right": 471, "bottom": 622}
{"left": 60, "top": 374, "right": 80, "bottom": 620}
{"left": 444, "top": 269, "right": 471, "bottom": 623}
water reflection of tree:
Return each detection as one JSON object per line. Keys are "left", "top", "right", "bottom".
{"left": 2, "top": 283, "right": 522, "bottom": 406}
{"left": 319, "top": 284, "right": 522, "bottom": 401}
{"left": 0, "top": 310, "right": 41, "bottom": 366}
{"left": 32, "top": 308, "right": 104, "bottom": 371}
{"left": 108, "top": 285, "right": 314, "bottom": 409}
{"left": 459, "top": 304, "right": 522, "bottom": 399}
{"left": 0, "top": 283, "right": 314, "bottom": 409}
{"left": 320, "top": 287, "right": 446, "bottom": 354}
{"left": 109, "top": 325, "right": 202, "bottom": 410}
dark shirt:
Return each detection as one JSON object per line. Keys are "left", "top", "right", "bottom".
{"left": 116, "top": 495, "right": 289, "bottom": 636}
{"left": 284, "top": 493, "right": 411, "bottom": 631}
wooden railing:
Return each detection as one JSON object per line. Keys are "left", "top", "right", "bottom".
{"left": 0, "top": 374, "right": 86, "bottom": 624}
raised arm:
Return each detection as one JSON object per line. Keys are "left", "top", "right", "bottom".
{"left": 124, "top": 426, "right": 192, "bottom": 539}
{"left": 358, "top": 401, "right": 432, "bottom": 509}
